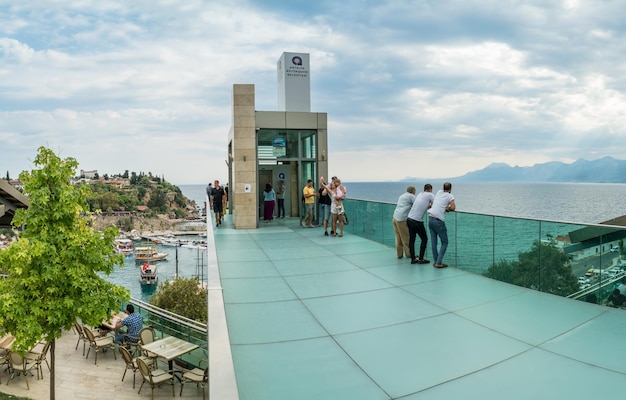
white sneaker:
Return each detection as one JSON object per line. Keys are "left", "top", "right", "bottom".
{"left": 301, "top": 221, "right": 307, "bottom": 227}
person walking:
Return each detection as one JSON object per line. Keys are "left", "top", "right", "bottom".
{"left": 263, "top": 183, "right": 276, "bottom": 223}
{"left": 407, "top": 184, "right": 434, "bottom": 264}
{"left": 302, "top": 179, "right": 316, "bottom": 227}
{"left": 427, "top": 182, "right": 455, "bottom": 268}
{"left": 392, "top": 185, "right": 416, "bottom": 259}
{"left": 209, "top": 180, "right": 226, "bottom": 228}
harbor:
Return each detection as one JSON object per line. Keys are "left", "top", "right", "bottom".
{"left": 104, "top": 229, "right": 208, "bottom": 302}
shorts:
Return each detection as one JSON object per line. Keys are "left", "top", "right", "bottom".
{"left": 305, "top": 203, "right": 314, "bottom": 216}
{"left": 213, "top": 203, "right": 223, "bottom": 214}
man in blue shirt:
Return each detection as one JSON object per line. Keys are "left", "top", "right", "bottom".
{"left": 109, "top": 304, "right": 143, "bottom": 345}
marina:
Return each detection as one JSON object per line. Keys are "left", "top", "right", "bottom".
{"left": 104, "top": 230, "right": 208, "bottom": 302}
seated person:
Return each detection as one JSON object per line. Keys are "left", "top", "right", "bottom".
{"left": 103, "top": 304, "right": 143, "bottom": 344}
{"left": 604, "top": 289, "right": 626, "bottom": 308}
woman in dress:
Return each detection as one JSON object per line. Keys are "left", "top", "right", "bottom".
{"left": 263, "top": 183, "right": 276, "bottom": 223}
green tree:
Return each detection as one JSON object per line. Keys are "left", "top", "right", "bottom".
{"left": 484, "top": 240, "right": 579, "bottom": 296}
{"left": 150, "top": 278, "right": 207, "bottom": 323}
{"left": 0, "top": 147, "right": 129, "bottom": 400}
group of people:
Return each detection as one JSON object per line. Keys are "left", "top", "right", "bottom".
{"left": 206, "top": 180, "right": 228, "bottom": 227}
{"left": 260, "top": 180, "right": 287, "bottom": 223}
{"left": 260, "top": 176, "right": 346, "bottom": 233}
{"left": 317, "top": 176, "right": 347, "bottom": 237}
{"left": 392, "top": 182, "right": 456, "bottom": 268}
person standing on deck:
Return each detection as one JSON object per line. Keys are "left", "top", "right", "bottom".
{"left": 427, "top": 182, "right": 455, "bottom": 268}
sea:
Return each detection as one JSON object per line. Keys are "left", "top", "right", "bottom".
{"left": 180, "top": 182, "right": 626, "bottom": 224}
{"left": 107, "top": 182, "right": 626, "bottom": 302}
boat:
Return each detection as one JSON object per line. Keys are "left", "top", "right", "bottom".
{"left": 140, "top": 262, "right": 158, "bottom": 285}
{"left": 181, "top": 240, "right": 207, "bottom": 250}
{"left": 114, "top": 238, "right": 133, "bottom": 256}
{"left": 159, "top": 237, "right": 188, "bottom": 247}
{"left": 134, "top": 246, "right": 169, "bottom": 262}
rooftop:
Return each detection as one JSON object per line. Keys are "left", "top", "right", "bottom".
{"left": 210, "top": 215, "right": 626, "bottom": 399}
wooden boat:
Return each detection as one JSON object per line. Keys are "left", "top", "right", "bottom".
{"left": 134, "top": 246, "right": 168, "bottom": 262}
{"left": 114, "top": 238, "right": 133, "bottom": 256}
{"left": 140, "top": 262, "right": 158, "bottom": 285}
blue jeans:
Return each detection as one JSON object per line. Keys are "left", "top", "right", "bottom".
{"left": 320, "top": 203, "right": 331, "bottom": 223}
{"left": 428, "top": 218, "right": 448, "bottom": 265}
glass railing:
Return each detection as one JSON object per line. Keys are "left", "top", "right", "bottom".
{"left": 343, "top": 198, "right": 626, "bottom": 307}
{"left": 122, "top": 299, "right": 207, "bottom": 369}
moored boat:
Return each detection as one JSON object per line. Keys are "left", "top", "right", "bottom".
{"left": 114, "top": 238, "right": 133, "bottom": 256}
{"left": 140, "top": 262, "right": 158, "bottom": 285}
{"left": 134, "top": 246, "right": 169, "bottom": 262}
{"left": 181, "top": 240, "right": 207, "bottom": 250}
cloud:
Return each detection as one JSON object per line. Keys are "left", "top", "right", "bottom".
{"left": 1, "top": 0, "right": 626, "bottom": 184}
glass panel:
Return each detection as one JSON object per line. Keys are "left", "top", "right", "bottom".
{"left": 300, "top": 130, "right": 317, "bottom": 159}
{"left": 257, "top": 129, "right": 300, "bottom": 159}
{"left": 343, "top": 198, "right": 626, "bottom": 307}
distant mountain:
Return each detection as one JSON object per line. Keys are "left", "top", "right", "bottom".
{"left": 452, "top": 156, "right": 626, "bottom": 183}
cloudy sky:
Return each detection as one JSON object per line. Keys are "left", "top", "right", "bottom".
{"left": 1, "top": 0, "right": 625, "bottom": 184}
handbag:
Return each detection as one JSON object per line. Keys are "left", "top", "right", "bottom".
{"left": 342, "top": 212, "right": 349, "bottom": 225}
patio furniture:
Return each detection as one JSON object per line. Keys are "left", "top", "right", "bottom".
{"left": 179, "top": 360, "right": 208, "bottom": 400}
{"left": 119, "top": 346, "right": 147, "bottom": 389}
{"left": 0, "top": 350, "right": 9, "bottom": 385}
{"left": 136, "top": 357, "right": 175, "bottom": 399}
{"left": 83, "top": 325, "right": 116, "bottom": 365}
{"left": 140, "top": 336, "right": 199, "bottom": 375}
{"left": 7, "top": 351, "right": 37, "bottom": 390}
{"left": 121, "top": 325, "right": 152, "bottom": 358}
{"left": 25, "top": 340, "right": 51, "bottom": 380}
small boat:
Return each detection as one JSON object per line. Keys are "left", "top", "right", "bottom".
{"left": 114, "top": 238, "right": 133, "bottom": 256}
{"left": 134, "top": 246, "right": 169, "bottom": 262}
{"left": 159, "top": 237, "right": 188, "bottom": 247}
{"left": 181, "top": 240, "right": 207, "bottom": 250}
{"left": 140, "top": 262, "right": 158, "bottom": 285}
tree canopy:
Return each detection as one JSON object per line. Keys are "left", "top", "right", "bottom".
{"left": 483, "top": 240, "right": 579, "bottom": 296}
{"left": 0, "top": 147, "right": 129, "bottom": 352}
{"left": 150, "top": 278, "right": 207, "bottom": 323}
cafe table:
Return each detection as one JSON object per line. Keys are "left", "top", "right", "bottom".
{"left": 141, "top": 336, "right": 199, "bottom": 374}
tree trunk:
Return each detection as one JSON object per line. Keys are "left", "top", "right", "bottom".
{"left": 50, "top": 339, "right": 55, "bottom": 400}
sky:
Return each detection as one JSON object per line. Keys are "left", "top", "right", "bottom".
{"left": 1, "top": 0, "right": 625, "bottom": 184}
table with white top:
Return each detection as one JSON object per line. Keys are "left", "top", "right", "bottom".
{"left": 141, "top": 336, "right": 199, "bottom": 373}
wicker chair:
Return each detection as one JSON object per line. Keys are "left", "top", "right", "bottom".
{"left": 7, "top": 351, "right": 38, "bottom": 389}
{"left": 24, "top": 340, "right": 51, "bottom": 380}
{"left": 136, "top": 357, "right": 175, "bottom": 399}
{"left": 83, "top": 325, "right": 116, "bottom": 365}
{"left": 119, "top": 346, "right": 149, "bottom": 389}
{"left": 179, "top": 360, "right": 209, "bottom": 400}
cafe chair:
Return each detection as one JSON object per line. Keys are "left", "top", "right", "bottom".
{"left": 0, "top": 350, "right": 10, "bottom": 385}
{"left": 83, "top": 325, "right": 116, "bottom": 365}
{"left": 73, "top": 323, "right": 89, "bottom": 356}
{"left": 179, "top": 360, "right": 209, "bottom": 400}
{"left": 7, "top": 351, "right": 37, "bottom": 390}
{"left": 24, "top": 340, "right": 51, "bottom": 380}
{"left": 138, "top": 327, "right": 158, "bottom": 366}
{"left": 119, "top": 346, "right": 148, "bottom": 389}
{"left": 136, "top": 357, "right": 175, "bottom": 399}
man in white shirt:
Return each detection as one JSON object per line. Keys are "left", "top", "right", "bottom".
{"left": 392, "top": 186, "right": 416, "bottom": 259}
{"left": 427, "top": 182, "right": 456, "bottom": 268}
{"left": 407, "top": 184, "right": 434, "bottom": 264}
